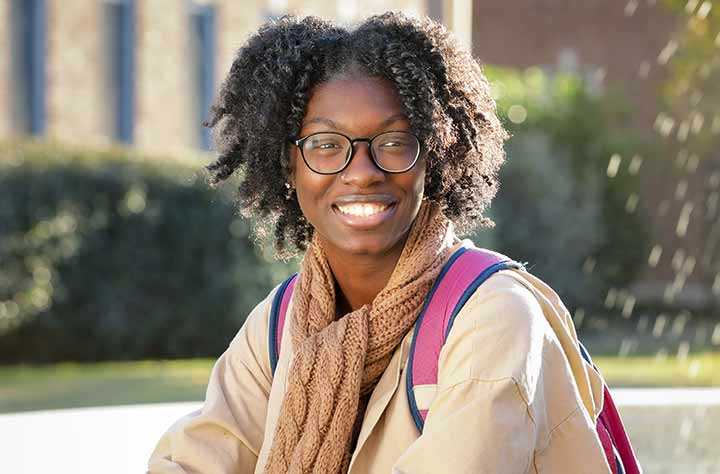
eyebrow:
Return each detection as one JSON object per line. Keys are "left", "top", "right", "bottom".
{"left": 301, "top": 113, "right": 408, "bottom": 130}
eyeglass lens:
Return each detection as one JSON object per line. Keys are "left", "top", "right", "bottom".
{"left": 302, "top": 131, "right": 419, "bottom": 174}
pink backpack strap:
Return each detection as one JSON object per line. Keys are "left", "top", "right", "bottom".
{"left": 406, "top": 246, "right": 524, "bottom": 431}
{"left": 579, "top": 344, "right": 642, "bottom": 474}
{"left": 268, "top": 273, "right": 297, "bottom": 376}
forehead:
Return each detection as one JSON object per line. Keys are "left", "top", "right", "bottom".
{"left": 302, "top": 75, "right": 405, "bottom": 130}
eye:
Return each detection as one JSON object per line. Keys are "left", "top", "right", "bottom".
{"left": 376, "top": 138, "right": 410, "bottom": 153}
{"left": 375, "top": 131, "right": 414, "bottom": 150}
{"left": 307, "top": 135, "right": 345, "bottom": 151}
{"left": 379, "top": 140, "right": 406, "bottom": 148}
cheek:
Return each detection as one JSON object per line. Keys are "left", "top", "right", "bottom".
{"left": 408, "top": 161, "right": 427, "bottom": 199}
{"left": 294, "top": 168, "right": 335, "bottom": 221}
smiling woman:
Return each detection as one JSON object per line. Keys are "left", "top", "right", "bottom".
{"left": 147, "top": 12, "right": 634, "bottom": 474}
{"left": 290, "top": 76, "right": 429, "bottom": 312}
{"left": 204, "top": 14, "right": 505, "bottom": 258}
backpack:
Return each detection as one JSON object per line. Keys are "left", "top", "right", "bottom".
{"left": 268, "top": 245, "right": 642, "bottom": 474}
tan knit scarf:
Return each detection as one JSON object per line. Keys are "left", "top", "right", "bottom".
{"left": 263, "top": 200, "right": 456, "bottom": 474}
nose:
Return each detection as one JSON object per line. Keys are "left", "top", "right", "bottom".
{"left": 340, "top": 141, "right": 386, "bottom": 187}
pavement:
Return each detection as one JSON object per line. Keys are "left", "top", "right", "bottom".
{"left": 0, "top": 402, "right": 200, "bottom": 474}
{"left": 1, "top": 388, "right": 719, "bottom": 474}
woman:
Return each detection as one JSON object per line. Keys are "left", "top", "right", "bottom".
{"left": 148, "top": 12, "right": 613, "bottom": 474}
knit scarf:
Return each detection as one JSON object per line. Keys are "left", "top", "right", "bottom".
{"left": 263, "top": 201, "right": 456, "bottom": 474}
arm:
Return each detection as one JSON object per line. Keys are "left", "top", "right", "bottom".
{"left": 147, "top": 292, "right": 274, "bottom": 474}
{"left": 393, "top": 271, "right": 611, "bottom": 474}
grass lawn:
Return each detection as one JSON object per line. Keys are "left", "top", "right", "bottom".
{"left": 593, "top": 352, "right": 720, "bottom": 388}
{"left": 1, "top": 353, "right": 719, "bottom": 413}
{"left": 0, "top": 359, "right": 214, "bottom": 413}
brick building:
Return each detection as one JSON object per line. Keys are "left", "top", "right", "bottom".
{"left": 0, "top": 0, "right": 435, "bottom": 156}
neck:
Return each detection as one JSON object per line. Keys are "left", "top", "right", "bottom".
{"left": 323, "top": 239, "right": 407, "bottom": 315}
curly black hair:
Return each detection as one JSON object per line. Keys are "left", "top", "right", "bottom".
{"left": 205, "top": 12, "right": 508, "bottom": 257}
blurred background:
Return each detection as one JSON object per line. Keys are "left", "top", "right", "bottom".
{"left": 0, "top": 0, "right": 718, "bottom": 473}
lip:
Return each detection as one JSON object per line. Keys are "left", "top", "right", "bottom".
{"left": 331, "top": 194, "right": 397, "bottom": 230}
{"left": 333, "top": 194, "right": 396, "bottom": 206}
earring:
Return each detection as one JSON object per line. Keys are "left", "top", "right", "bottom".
{"left": 284, "top": 182, "right": 294, "bottom": 200}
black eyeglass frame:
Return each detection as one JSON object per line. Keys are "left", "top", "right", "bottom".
{"left": 291, "top": 130, "right": 422, "bottom": 175}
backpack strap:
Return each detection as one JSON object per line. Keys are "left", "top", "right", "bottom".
{"left": 406, "top": 246, "right": 525, "bottom": 432}
{"left": 579, "top": 343, "right": 642, "bottom": 474}
{"left": 268, "top": 273, "right": 298, "bottom": 377}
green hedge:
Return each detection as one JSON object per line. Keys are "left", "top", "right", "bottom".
{"left": 0, "top": 141, "right": 294, "bottom": 363}
{"left": 0, "top": 69, "right": 656, "bottom": 362}
{"left": 476, "top": 67, "right": 655, "bottom": 312}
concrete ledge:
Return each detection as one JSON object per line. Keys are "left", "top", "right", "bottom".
{"left": 614, "top": 388, "right": 720, "bottom": 406}
{"left": 1, "top": 390, "right": 718, "bottom": 474}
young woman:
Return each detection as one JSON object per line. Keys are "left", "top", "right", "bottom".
{"left": 148, "top": 12, "right": 613, "bottom": 474}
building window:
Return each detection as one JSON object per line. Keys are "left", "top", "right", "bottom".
{"left": 10, "top": 0, "right": 46, "bottom": 135}
{"left": 103, "top": 0, "right": 135, "bottom": 144}
{"left": 190, "top": 3, "right": 217, "bottom": 150}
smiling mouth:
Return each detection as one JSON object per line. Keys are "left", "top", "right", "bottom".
{"left": 334, "top": 202, "right": 392, "bottom": 217}
{"left": 331, "top": 201, "right": 397, "bottom": 228}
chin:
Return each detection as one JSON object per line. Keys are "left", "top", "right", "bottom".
{"left": 330, "top": 233, "right": 402, "bottom": 258}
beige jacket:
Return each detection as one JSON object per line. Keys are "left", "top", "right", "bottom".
{"left": 148, "top": 264, "right": 613, "bottom": 474}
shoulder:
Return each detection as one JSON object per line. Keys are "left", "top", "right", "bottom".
{"left": 459, "top": 268, "right": 548, "bottom": 336}
{"left": 437, "top": 269, "right": 560, "bottom": 396}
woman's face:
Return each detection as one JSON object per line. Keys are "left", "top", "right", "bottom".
{"left": 290, "top": 75, "right": 426, "bottom": 259}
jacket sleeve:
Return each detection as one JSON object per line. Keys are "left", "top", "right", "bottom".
{"left": 147, "top": 292, "right": 275, "bottom": 474}
{"left": 392, "top": 272, "right": 612, "bottom": 474}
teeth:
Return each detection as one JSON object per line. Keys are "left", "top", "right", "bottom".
{"left": 336, "top": 203, "right": 389, "bottom": 217}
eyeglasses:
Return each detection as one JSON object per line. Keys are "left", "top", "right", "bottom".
{"left": 291, "top": 130, "right": 421, "bottom": 175}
